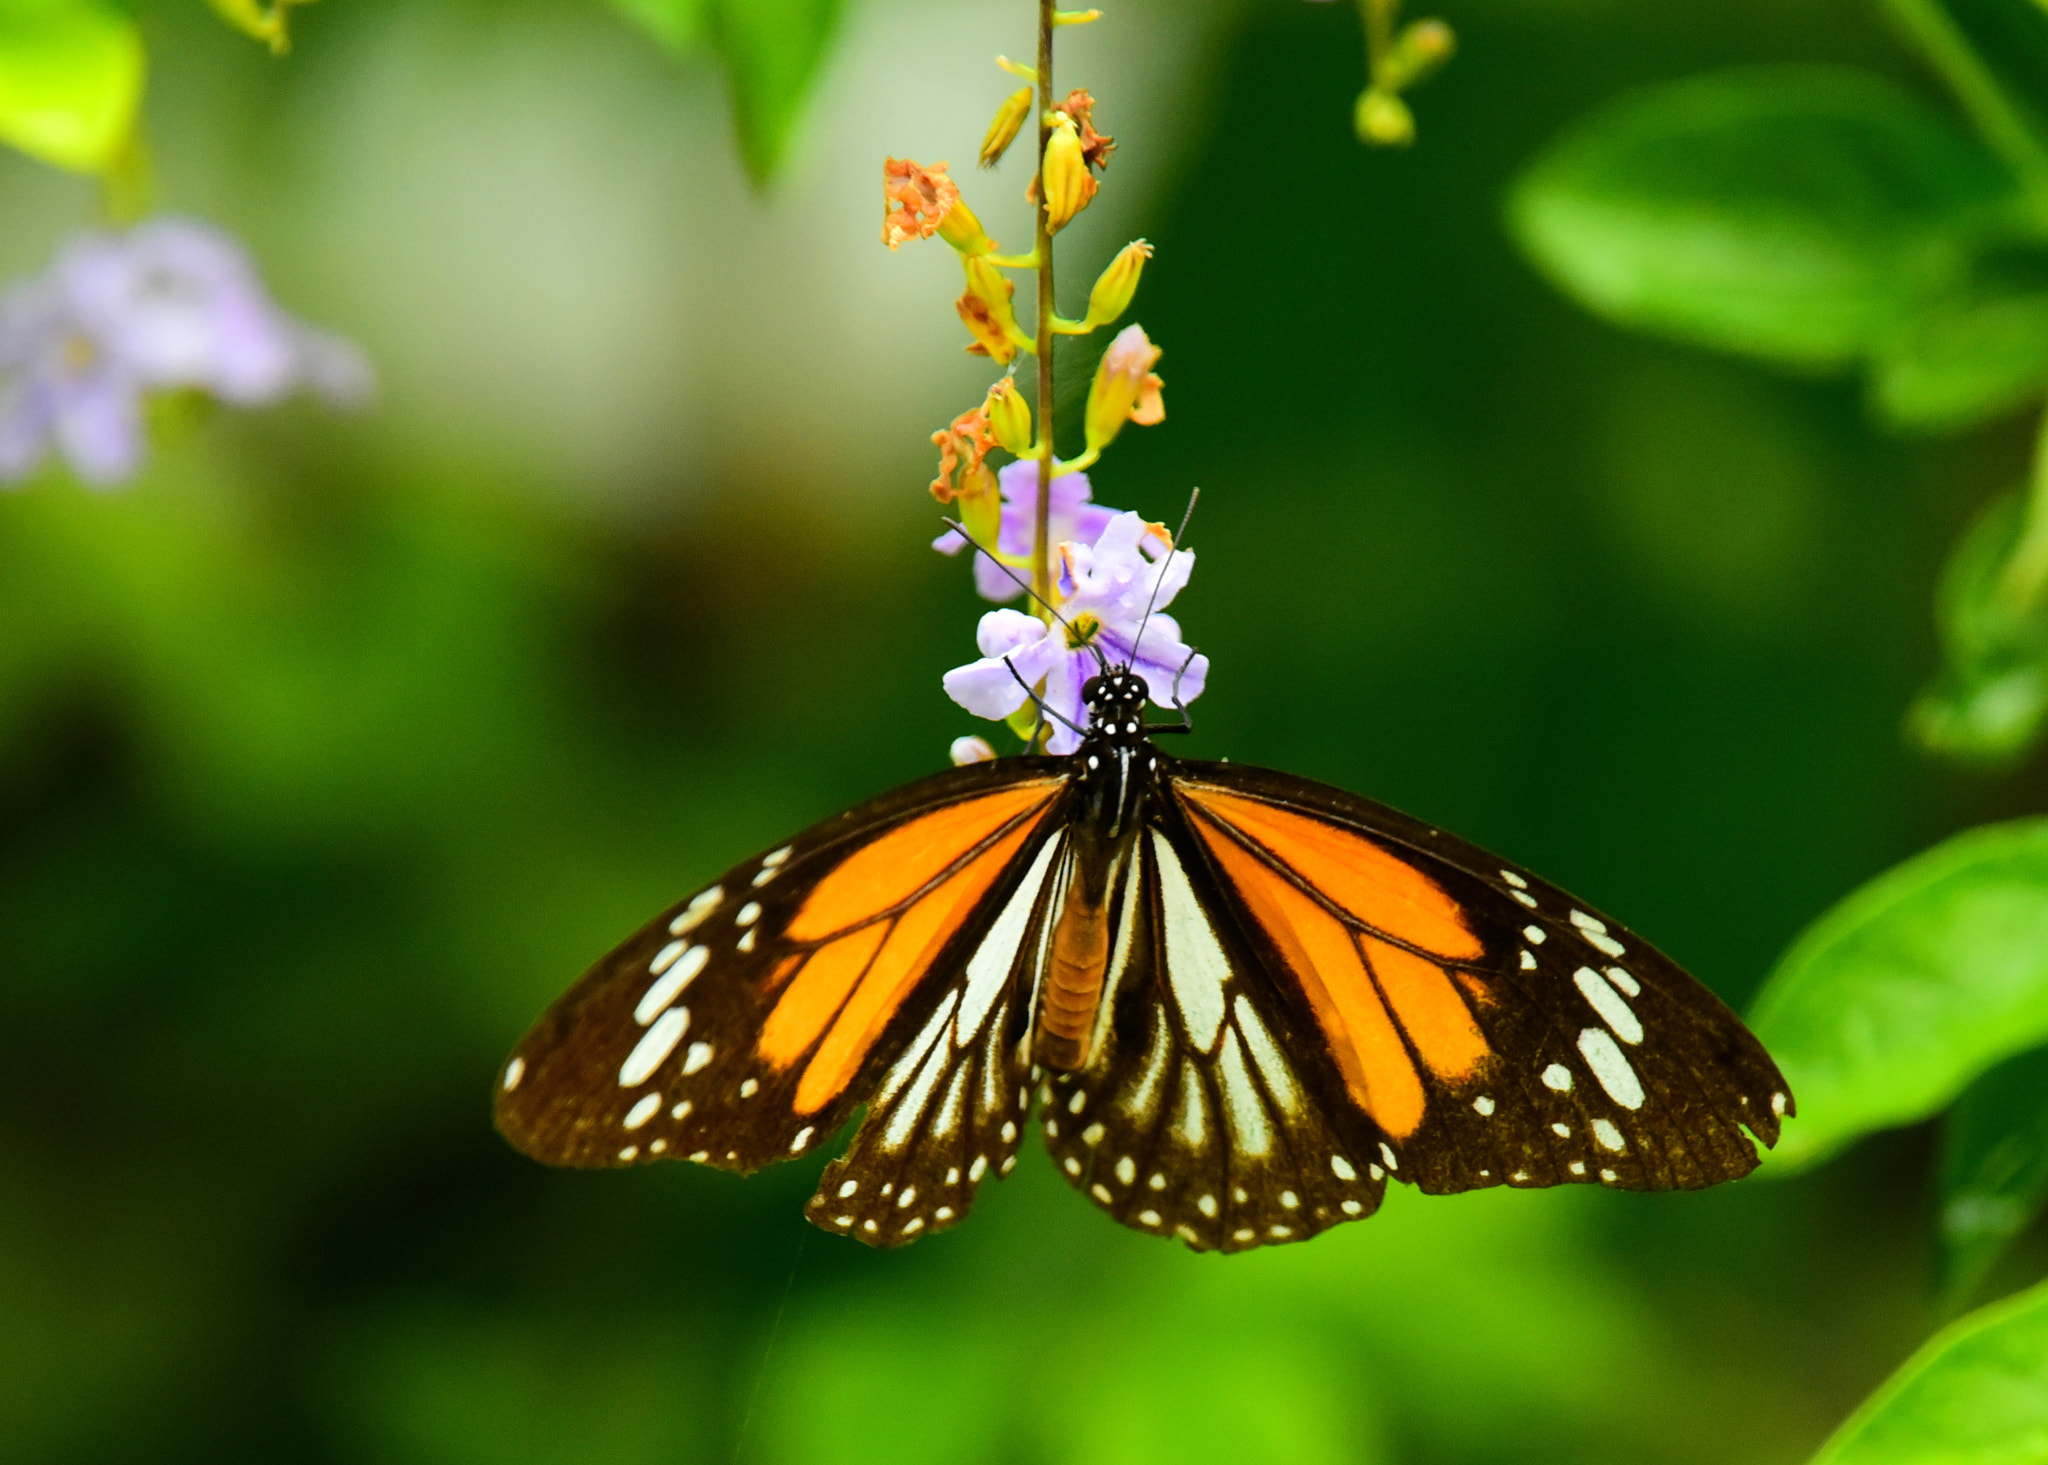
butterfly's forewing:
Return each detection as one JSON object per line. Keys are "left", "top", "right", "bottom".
{"left": 1038, "top": 815, "right": 1393, "bottom": 1253}
{"left": 1169, "top": 763, "right": 1791, "bottom": 1200}
{"left": 494, "top": 761, "right": 1068, "bottom": 1195}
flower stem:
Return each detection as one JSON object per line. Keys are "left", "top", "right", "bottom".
{"left": 1884, "top": 0, "right": 2048, "bottom": 223}
{"left": 1033, "top": 0, "right": 1058, "bottom": 620}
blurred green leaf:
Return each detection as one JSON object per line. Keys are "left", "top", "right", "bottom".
{"left": 1750, "top": 818, "right": 2048, "bottom": 1168}
{"left": 1808, "top": 1274, "right": 2048, "bottom": 1465}
{"left": 1908, "top": 489, "right": 2048, "bottom": 763}
{"left": 1871, "top": 270, "right": 2048, "bottom": 431}
{"left": 1510, "top": 66, "right": 2016, "bottom": 368}
{"left": 710, "top": 0, "right": 845, "bottom": 182}
{"left": 0, "top": 0, "right": 143, "bottom": 174}
{"left": 608, "top": 0, "right": 704, "bottom": 54}
{"left": 1939, "top": 1045, "right": 2048, "bottom": 1307}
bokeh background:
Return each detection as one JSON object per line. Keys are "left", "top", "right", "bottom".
{"left": 3, "top": 0, "right": 2040, "bottom": 1460}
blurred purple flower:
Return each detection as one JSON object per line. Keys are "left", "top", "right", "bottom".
{"left": 0, "top": 217, "right": 371, "bottom": 487}
{"left": 932, "top": 457, "right": 1123, "bottom": 602}
{"left": 942, "top": 510, "right": 1209, "bottom": 754}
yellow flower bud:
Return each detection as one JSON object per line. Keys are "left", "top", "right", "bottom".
{"left": 1355, "top": 89, "right": 1414, "bottom": 147}
{"left": 1084, "top": 324, "right": 1165, "bottom": 455}
{"left": 983, "top": 378, "right": 1033, "bottom": 455}
{"left": 956, "top": 256, "right": 1032, "bottom": 363}
{"left": 1083, "top": 240, "right": 1152, "bottom": 329}
{"left": 1041, "top": 114, "right": 1097, "bottom": 233}
{"left": 980, "top": 87, "right": 1034, "bottom": 168}
{"left": 937, "top": 196, "right": 996, "bottom": 255}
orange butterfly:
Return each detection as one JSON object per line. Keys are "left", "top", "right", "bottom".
{"left": 495, "top": 668, "right": 1792, "bottom": 1252}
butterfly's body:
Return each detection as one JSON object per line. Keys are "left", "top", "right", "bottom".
{"left": 497, "top": 673, "right": 1791, "bottom": 1253}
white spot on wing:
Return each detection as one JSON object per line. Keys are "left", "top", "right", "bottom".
{"left": 1152, "top": 832, "right": 1231, "bottom": 1052}
{"left": 1512, "top": 889, "right": 1537, "bottom": 908}
{"left": 620, "top": 1007, "right": 690, "bottom": 1086}
{"left": 1216, "top": 1030, "right": 1272, "bottom": 1156}
{"left": 681, "top": 1042, "right": 713, "bottom": 1075}
{"left": 1121, "top": 1012, "right": 1172, "bottom": 1120}
{"left": 956, "top": 837, "right": 1062, "bottom": 1046}
{"left": 623, "top": 1093, "right": 661, "bottom": 1129}
{"left": 737, "top": 901, "right": 761, "bottom": 927}
{"left": 1578, "top": 1027, "right": 1645, "bottom": 1109}
{"left": 1501, "top": 871, "right": 1528, "bottom": 889}
{"left": 1171, "top": 1062, "right": 1209, "bottom": 1147}
{"left": 1605, "top": 966, "right": 1640, "bottom": 997}
{"left": 635, "top": 946, "right": 707, "bottom": 1025}
{"left": 1379, "top": 1142, "right": 1398, "bottom": 1170}
{"left": 1233, "top": 995, "right": 1302, "bottom": 1116}
{"left": 1571, "top": 908, "right": 1627, "bottom": 958}
{"left": 1523, "top": 925, "right": 1546, "bottom": 944}
{"left": 502, "top": 1057, "right": 524, "bottom": 1091}
{"left": 1575, "top": 966, "right": 1643, "bottom": 1044}
{"left": 670, "top": 886, "right": 722, "bottom": 936}
{"left": 1473, "top": 1095, "right": 1495, "bottom": 1116}
{"left": 1593, "top": 1118, "right": 1624, "bottom": 1152}
{"left": 1541, "top": 1064, "right": 1573, "bottom": 1092}
{"left": 877, "top": 992, "right": 960, "bottom": 1109}
{"left": 1520, "top": 949, "right": 1537, "bottom": 970}
{"left": 1331, "top": 1155, "right": 1356, "bottom": 1181}
{"left": 1116, "top": 1156, "right": 1136, "bottom": 1185}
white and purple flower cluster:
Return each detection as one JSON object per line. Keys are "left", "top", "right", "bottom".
{"left": 939, "top": 461, "right": 1208, "bottom": 755}
{"left": 0, "top": 218, "right": 370, "bottom": 487}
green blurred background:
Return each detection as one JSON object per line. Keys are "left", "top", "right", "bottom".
{"left": 2, "top": 0, "right": 2038, "bottom": 1459}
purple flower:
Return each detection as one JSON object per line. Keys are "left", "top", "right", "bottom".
{"left": 933, "top": 457, "right": 1123, "bottom": 602}
{"left": 0, "top": 217, "right": 371, "bottom": 487}
{"left": 942, "top": 510, "right": 1210, "bottom": 754}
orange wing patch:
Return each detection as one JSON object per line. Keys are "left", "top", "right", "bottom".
{"left": 1360, "top": 935, "right": 1488, "bottom": 1083}
{"left": 1180, "top": 786, "right": 1483, "bottom": 961}
{"left": 784, "top": 780, "right": 1058, "bottom": 942}
{"left": 1196, "top": 819, "right": 1425, "bottom": 1139}
{"left": 752, "top": 808, "right": 1050, "bottom": 1114}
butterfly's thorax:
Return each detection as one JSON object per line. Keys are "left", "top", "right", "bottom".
{"left": 1035, "top": 674, "right": 1162, "bottom": 1071}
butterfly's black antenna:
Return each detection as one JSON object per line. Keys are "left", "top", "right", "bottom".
{"left": 1005, "top": 655, "right": 1086, "bottom": 738}
{"left": 940, "top": 515, "right": 1112, "bottom": 677}
{"left": 1126, "top": 487, "right": 1200, "bottom": 672}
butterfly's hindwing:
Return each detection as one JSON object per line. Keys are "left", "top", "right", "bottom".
{"left": 802, "top": 832, "right": 1068, "bottom": 1246}
{"left": 493, "top": 762, "right": 1068, "bottom": 1178}
{"left": 1039, "top": 818, "right": 1392, "bottom": 1252}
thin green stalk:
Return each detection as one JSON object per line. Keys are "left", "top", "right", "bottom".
{"left": 1886, "top": 0, "right": 2048, "bottom": 219}
{"left": 2000, "top": 403, "right": 2048, "bottom": 611}
{"left": 1032, "top": 0, "right": 1056, "bottom": 615}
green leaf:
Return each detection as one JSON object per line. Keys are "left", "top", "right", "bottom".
{"left": 1749, "top": 818, "right": 2048, "bottom": 1168}
{"left": 1808, "top": 1274, "right": 2048, "bottom": 1465}
{"left": 708, "top": 0, "right": 846, "bottom": 183}
{"left": 0, "top": 0, "right": 143, "bottom": 174}
{"left": 1908, "top": 490, "right": 2048, "bottom": 764}
{"left": 1938, "top": 1045, "right": 2048, "bottom": 1307}
{"left": 607, "top": 0, "right": 703, "bottom": 54}
{"left": 1871, "top": 259, "right": 2048, "bottom": 432}
{"left": 1509, "top": 66, "right": 2016, "bottom": 368}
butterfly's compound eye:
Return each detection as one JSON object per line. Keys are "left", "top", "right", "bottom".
{"left": 1081, "top": 675, "right": 1104, "bottom": 705}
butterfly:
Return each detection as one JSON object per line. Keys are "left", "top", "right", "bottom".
{"left": 493, "top": 665, "right": 1793, "bottom": 1253}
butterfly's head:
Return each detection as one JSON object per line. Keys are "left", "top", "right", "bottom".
{"left": 1081, "top": 670, "right": 1149, "bottom": 738}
